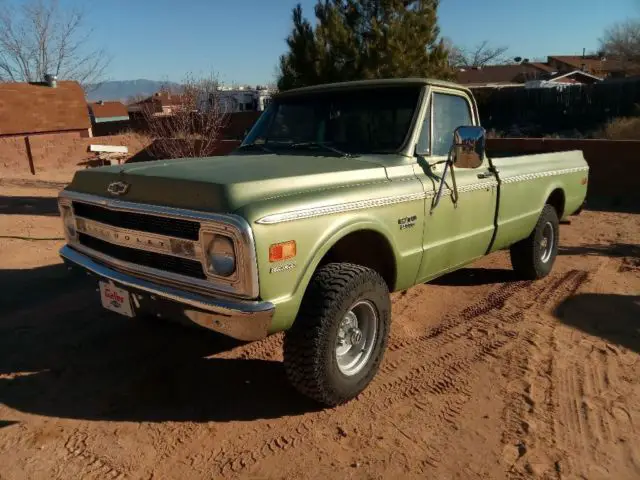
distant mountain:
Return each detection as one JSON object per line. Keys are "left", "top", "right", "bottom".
{"left": 86, "top": 79, "right": 180, "bottom": 103}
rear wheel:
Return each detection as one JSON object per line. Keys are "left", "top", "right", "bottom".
{"left": 283, "top": 263, "right": 391, "bottom": 406}
{"left": 510, "top": 204, "right": 559, "bottom": 280}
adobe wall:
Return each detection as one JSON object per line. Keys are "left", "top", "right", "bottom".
{"left": 1, "top": 132, "right": 152, "bottom": 175}
{"left": 0, "top": 136, "right": 30, "bottom": 173}
{"left": 27, "top": 133, "right": 151, "bottom": 172}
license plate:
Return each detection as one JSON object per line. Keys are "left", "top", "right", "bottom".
{"left": 99, "top": 281, "right": 134, "bottom": 318}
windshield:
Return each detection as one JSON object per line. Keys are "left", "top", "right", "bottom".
{"left": 241, "top": 86, "right": 422, "bottom": 155}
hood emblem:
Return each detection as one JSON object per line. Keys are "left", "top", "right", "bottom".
{"left": 107, "top": 181, "right": 130, "bottom": 196}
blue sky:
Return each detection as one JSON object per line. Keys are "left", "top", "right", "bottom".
{"left": 50, "top": 0, "right": 639, "bottom": 84}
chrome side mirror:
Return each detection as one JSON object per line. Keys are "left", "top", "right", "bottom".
{"left": 451, "top": 126, "right": 485, "bottom": 169}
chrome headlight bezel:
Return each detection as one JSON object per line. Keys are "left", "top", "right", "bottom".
{"left": 203, "top": 233, "right": 237, "bottom": 278}
{"left": 58, "top": 197, "right": 78, "bottom": 242}
{"left": 199, "top": 224, "right": 249, "bottom": 293}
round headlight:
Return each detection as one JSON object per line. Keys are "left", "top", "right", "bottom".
{"left": 207, "top": 236, "right": 236, "bottom": 277}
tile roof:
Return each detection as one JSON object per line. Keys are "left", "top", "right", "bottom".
{"left": 0, "top": 80, "right": 90, "bottom": 136}
{"left": 456, "top": 64, "right": 545, "bottom": 86}
{"left": 529, "top": 62, "right": 555, "bottom": 73}
{"left": 88, "top": 101, "right": 129, "bottom": 119}
{"left": 549, "top": 55, "right": 640, "bottom": 74}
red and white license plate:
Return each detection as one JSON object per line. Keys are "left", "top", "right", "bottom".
{"left": 99, "top": 281, "right": 134, "bottom": 318}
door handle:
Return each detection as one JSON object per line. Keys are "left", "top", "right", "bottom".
{"left": 477, "top": 171, "right": 493, "bottom": 179}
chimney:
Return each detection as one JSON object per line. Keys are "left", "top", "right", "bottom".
{"left": 44, "top": 73, "right": 57, "bottom": 88}
{"left": 582, "top": 48, "right": 586, "bottom": 58}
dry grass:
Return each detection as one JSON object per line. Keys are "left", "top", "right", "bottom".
{"left": 596, "top": 117, "right": 640, "bottom": 140}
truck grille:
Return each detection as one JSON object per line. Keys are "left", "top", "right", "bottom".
{"left": 79, "top": 233, "right": 206, "bottom": 279}
{"left": 72, "top": 201, "right": 200, "bottom": 240}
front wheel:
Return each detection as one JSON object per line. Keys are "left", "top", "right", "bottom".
{"left": 283, "top": 263, "right": 391, "bottom": 406}
{"left": 510, "top": 204, "right": 559, "bottom": 280}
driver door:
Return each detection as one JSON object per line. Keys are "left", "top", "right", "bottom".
{"left": 414, "top": 89, "right": 498, "bottom": 282}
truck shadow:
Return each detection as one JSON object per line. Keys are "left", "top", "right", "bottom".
{"left": 558, "top": 242, "right": 640, "bottom": 259}
{"left": 0, "top": 265, "right": 321, "bottom": 423}
{"left": 429, "top": 267, "right": 518, "bottom": 286}
{"left": 0, "top": 195, "right": 60, "bottom": 216}
{"left": 554, "top": 293, "right": 640, "bottom": 354}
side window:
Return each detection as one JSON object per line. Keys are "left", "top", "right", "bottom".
{"left": 432, "top": 93, "right": 472, "bottom": 157}
{"left": 415, "top": 102, "right": 431, "bottom": 155}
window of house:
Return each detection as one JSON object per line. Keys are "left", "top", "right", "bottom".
{"left": 431, "top": 93, "right": 472, "bottom": 156}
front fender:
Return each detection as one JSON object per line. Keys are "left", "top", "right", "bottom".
{"left": 254, "top": 213, "right": 401, "bottom": 333}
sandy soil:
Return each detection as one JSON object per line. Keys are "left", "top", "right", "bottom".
{"left": 1, "top": 181, "right": 639, "bottom": 480}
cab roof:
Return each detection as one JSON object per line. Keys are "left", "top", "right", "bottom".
{"left": 275, "top": 78, "right": 471, "bottom": 99}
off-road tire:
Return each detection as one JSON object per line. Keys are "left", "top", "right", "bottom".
{"left": 510, "top": 204, "right": 559, "bottom": 280}
{"left": 283, "top": 263, "right": 391, "bottom": 406}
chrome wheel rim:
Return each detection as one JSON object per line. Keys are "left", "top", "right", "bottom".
{"left": 335, "top": 300, "right": 378, "bottom": 376}
{"left": 540, "top": 221, "right": 555, "bottom": 263}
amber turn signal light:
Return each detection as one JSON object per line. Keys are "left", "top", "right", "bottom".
{"left": 269, "top": 240, "right": 296, "bottom": 262}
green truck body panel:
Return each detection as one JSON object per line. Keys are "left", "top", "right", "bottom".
{"left": 63, "top": 79, "right": 589, "bottom": 335}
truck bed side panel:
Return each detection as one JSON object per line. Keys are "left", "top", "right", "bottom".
{"left": 489, "top": 151, "right": 589, "bottom": 252}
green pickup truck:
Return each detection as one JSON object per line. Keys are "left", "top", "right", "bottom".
{"left": 58, "top": 78, "right": 589, "bottom": 406}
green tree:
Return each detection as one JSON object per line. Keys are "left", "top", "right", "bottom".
{"left": 277, "top": 0, "right": 452, "bottom": 91}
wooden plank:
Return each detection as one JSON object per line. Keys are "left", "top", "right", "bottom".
{"left": 88, "top": 144, "right": 128, "bottom": 154}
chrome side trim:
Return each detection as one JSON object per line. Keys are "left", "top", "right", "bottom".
{"left": 501, "top": 166, "right": 589, "bottom": 184}
{"left": 256, "top": 191, "right": 426, "bottom": 225}
{"left": 60, "top": 245, "right": 273, "bottom": 341}
{"left": 426, "top": 180, "right": 498, "bottom": 199}
{"left": 58, "top": 191, "right": 260, "bottom": 299}
{"left": 256, "top": 165, "right": 588, "bottom": 225}
{"left": 455, "top": 181, "right": 498, "bottom": 194}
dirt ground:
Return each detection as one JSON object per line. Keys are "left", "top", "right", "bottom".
{"left": 1, "top": 179, "right": 639, "bottom": 480}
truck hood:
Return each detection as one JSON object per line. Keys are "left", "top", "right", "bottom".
{"left": 67, "top": 154, "right": 389, "bottom": 213}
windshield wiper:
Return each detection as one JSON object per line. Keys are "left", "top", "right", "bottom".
{"left": 236, "top": 143, "right": 276, "bottom": 154}
{"left": 290, "top": 142, "right": 354, "bottom": 158}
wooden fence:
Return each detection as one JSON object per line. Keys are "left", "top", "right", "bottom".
{"left": 474, "top": 78, "right": 640, "bottom": 136}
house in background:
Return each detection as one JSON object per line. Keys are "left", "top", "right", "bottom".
{"left": 457, "top": 53, "right": 640, "bottom": 89}
{"left": 88, "top": 100, "right": 130, "bottom": 135}
{"left": 456, "top": 64, "right": 549, "bottom": 89}
{"left": 88, "top": 101, "right": 129, "bottom": 123}
{"left": 457, "top": 55, "right": 612, "bottom": 89}
{"left": 127, "top": 91, "right": 188, "bottom": 116}
{"left": 213, "top": 85, "right": 273, "bottom": 113}
{"left": 524, "top": 70, "right": 602, "bottom": 89}
{"left": 0, "top": 78, "right": 91, "bottom": 138}
{"left": 547, "top": 55, "right": 640, "bottom": 79}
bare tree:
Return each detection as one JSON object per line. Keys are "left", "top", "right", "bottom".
{"left": 445, "top": 39, "right": 509, "bottom": 67}
{"left": 599, "top": 19, "right": 640, "bottom": 60}
{"left": 0, "top": 0, "right": 110, "bottom": 89}
{"left": 142, "top": 74, "right": 229, "bottom": 160}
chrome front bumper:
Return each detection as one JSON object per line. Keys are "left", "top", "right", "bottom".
{"left": 60, "top": 245, "right": 274, "bottom": 341}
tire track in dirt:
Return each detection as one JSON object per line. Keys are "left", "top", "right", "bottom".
{"left": 379, "top": 281, "right": 532, "bottom": 380}
{"left": 178, "top": 269, "right": 590, "bottom": 478}
{"left": 64, "top": 430, "right": 126, "bottom": 479}
{"left": 551, "top": 324, "right": 632, "bottom": 477}
{"left": 211, "top": 285, "right": 522, "bottom": 476}
{"left": 213, "top": 278, "right": 544, "bottom": 477}
{"left": 147, "top": 421, "right": 201, "bottom": 465}
{"left": 498, "top": 269, "right": 592, "bottom": 479}
{"left": 420, "top": 270, "right": 590, "bottom": 476}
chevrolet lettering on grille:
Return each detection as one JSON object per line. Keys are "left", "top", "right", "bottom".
{"left": 75, "top": 217, "right": 201, "bottom": 259}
